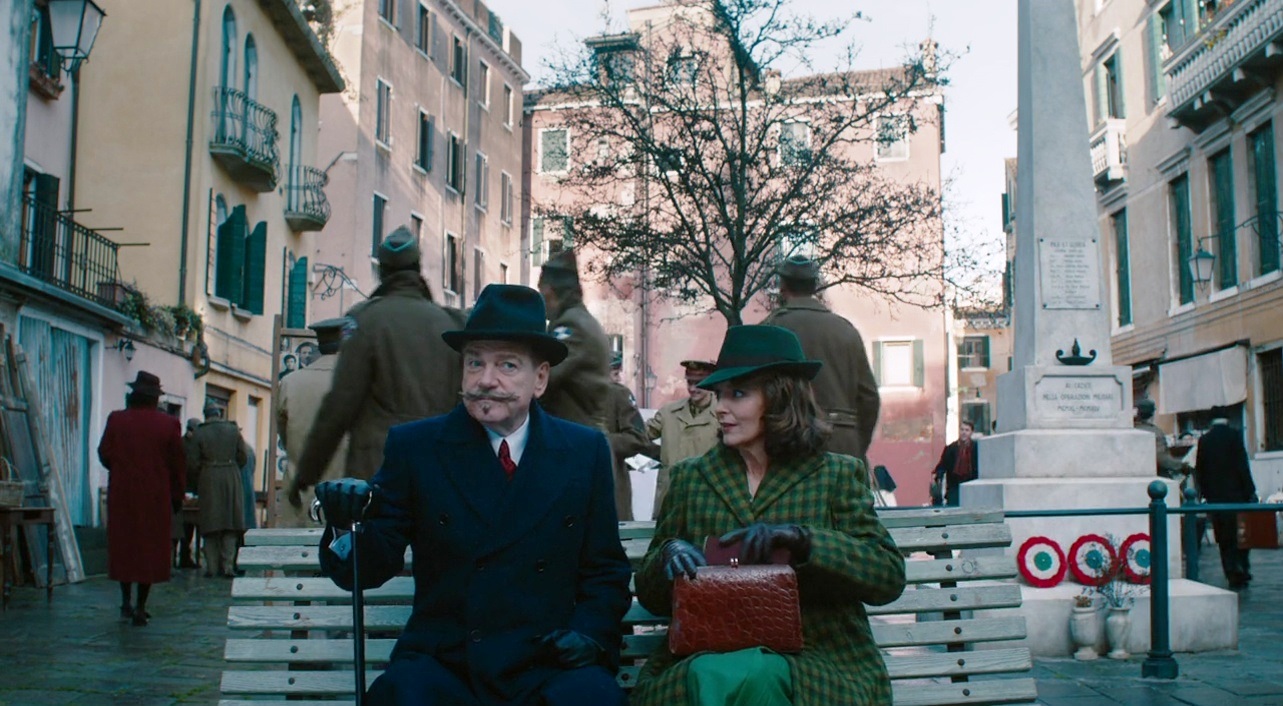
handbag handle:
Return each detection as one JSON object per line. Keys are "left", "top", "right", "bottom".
{"left": 0, "top": 457, "right": 14, "bottom": 483}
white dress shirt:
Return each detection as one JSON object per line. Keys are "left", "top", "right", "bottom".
{"left": 484, "top": 414, "right": 530, "bottom": 467}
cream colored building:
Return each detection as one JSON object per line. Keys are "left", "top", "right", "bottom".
{"left": 308, "top": 0, "right": 528, "bottom": 318}
{"left": 72, "top": 0, "right": 343, "bottom": 502}
{"left": 1077, "top": 0, "right": 1283, "bottom": 493}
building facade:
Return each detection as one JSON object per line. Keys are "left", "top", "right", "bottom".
{"left": 308, "top": 0, "right": 528, "bottom": 319}
{"left": 1078, "top": 0, "right": 1283, "bottom": 493}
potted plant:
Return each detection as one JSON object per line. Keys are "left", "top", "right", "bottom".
{"left": 1069, "top": 592, "right": 1100, "bottom": 660}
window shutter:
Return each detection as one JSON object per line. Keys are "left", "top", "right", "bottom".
{"left": 1147, "top": 14, "right": 1166, "bottom": 103}
{"left": 872, "top": 341, "right": 883, "bottom": 386}
{"left": 532, "top": 217, "right": 545, "bottom": 266}
{"left": 1113, "top": 51, "right": 1125, "bottom": 119}
{"left": 244, "top": 220, "right": 267, "bottom": 314}
{"left": 981, "top": 336, "right": 991, "bottom": 368}
{"left": 1253, "top": 126, "right": 1279, "bottom": 275}
{"left": 1093, "top": 64, "right": 1107, "bottom": 125}
{"left": 912, "top": 339, "right": 925, "bottom": 387}
{"left": 216, "top": 205, "right": 247, "bottom": 300}
{"left": 287, "top": 256, "right": 308, "bottom": 328}
{"left": 426, "top": 116, "right": 435, "bottom": 170}
{"left": 1180, "top": 0, "right": 1199, "bottom": 37}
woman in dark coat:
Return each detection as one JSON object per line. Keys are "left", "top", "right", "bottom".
{"left": 97, "top": 371, "right": 187, "bottom": 626}
{"left": 633, "top": 326, "right": 906, "bottom": 706}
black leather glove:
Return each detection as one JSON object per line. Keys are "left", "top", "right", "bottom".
{"left": 661, "top": 539, "right": 707, "bottom": 581}
{"left": 535, "top": 629, "right": 603, "bottom": 669}
{"left": 719, "top": 523, "right": 812, "bottom": 565}
{"left": 314, "top": 478, "right": 374, "bottom": 528}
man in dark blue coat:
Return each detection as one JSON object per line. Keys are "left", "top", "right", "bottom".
{"left": 314, "top": 284, "right": 632, "bottom": 705}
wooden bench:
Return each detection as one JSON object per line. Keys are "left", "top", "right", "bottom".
{"left": 220, "top": 508, "right": 1038, "bottom": 705}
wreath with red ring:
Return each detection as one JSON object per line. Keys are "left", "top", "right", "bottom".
{"left": 1068, "top": 534, "right": 1118, "bottom": 586}
{"left": 1016, "top": 536, "right": 1067, "bottom": 588}
{"left": 1118, "top": 533, "right": 1152, "bottom": 585}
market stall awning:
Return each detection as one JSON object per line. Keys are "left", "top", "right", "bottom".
{"left": 1157, "top": 345, "right": 1247, "bottom": 415}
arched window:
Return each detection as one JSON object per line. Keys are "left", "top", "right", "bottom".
{"left": 219, "top": 7, "right": 236, "bottom": 89}
{"left": 243, "top": 34, "right": 258, "bottom": 100}
{"left": 288, "top": 96, "right": 302, "bottom": 202}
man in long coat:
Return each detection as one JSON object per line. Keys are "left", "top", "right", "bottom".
{"left": 193, "top": 404, "right": 251, "bottom": 577}
{"left": 290, "top": 227, "right": 461, "bottom": 504}
{"left": 605, "top": 352, "right": 650, "bottom": 520}
{"left": 644, "top": 360, "right": 720, "bottom": 519}
{"left": 312, "top": 284, "right": 631, "bottom": 705}
{"left": 762, "top": 255, "right": 880, "bottom": 463}
{"left": 276, "top": 318, "right": 350, "bottom": 527}
{"left": 1195, "top": 410, "right": 1256, "bottom": 589}
{"left": 536, "top": 249, "right": 612, "bottom": 429}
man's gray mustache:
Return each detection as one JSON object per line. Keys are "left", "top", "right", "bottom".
{"left": 463, "top": 391, "right": 519, "bottom": 403}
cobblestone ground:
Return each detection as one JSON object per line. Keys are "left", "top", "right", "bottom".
{"left": 1, "top": 542, "right": 1281, "bottom": 705}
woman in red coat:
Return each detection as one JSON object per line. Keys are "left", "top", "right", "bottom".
{"left": 97, "top": 371, "right": 186, "bottom": 626}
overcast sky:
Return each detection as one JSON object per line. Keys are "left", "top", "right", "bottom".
{"left": 488, "top": 0, "right": 1019, "bottom": 267}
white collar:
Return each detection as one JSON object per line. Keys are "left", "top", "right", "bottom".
{"left": 485, "top": 413, "right": 531, "bottom": 466}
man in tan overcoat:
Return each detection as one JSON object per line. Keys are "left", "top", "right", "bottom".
{"left": 762, "top": 254, "right": 880, "bottom": 463}
{"left": 536, "top": 249, "right": 612, "bottom": 429}
{"left": 289, "top": 227, "right": 461, "bottom": 507}
{"left": 606, "top": 352, "right": 650, "bottom": 520}
{"left": 645, "top": 360, "right": 720, "bottom": 519}
{"left": 275, "top": 318, "right": 349, "bottom": 527}
{"left": 193, "top": 403, "right": 250, "bottom": 577}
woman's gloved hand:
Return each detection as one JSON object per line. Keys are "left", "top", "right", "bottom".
{"left": 719, "top": 523, "right": 812, "bottom": 565}
{"left": 661, "top": 539, "right": 707, "bottom": 581}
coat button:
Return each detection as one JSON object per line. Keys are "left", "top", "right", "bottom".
{"left": 470, "top": 629, "right": 482, "bottom": 643}
{"left": 476, "top": 561, "right": 486, "bottom": 572}
{"left": 439, "top": 513, "right": 450, "bottom": 525}
{"left": 535, "top": 559, "right": 547, "bottom": 572}
{"left": 563, "top": 515, "right": 576, "bottom": 527}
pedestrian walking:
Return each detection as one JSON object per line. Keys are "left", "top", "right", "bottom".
{"left": 536, "top": 249, "right": 612, "bottom": 429}
{"left": 193, "top": 403, "right": 251, "bottom": 577}
{"left": 275, "top": 318, "right": 350, "bottom": 528}
{"left": 1196, "top": 409, "right": 1256, "bottom": 590}
{"left": 311, "top": 284, "right": 632, "bottom": 704}
{"left": 933, "top": 420, "right": 978, "bottom": 507}
{"left": 173, "top": 417, "right": 201, "bottom": 568}
{"left": 761, "top": 254, "right": 880, "bottom": 464}
{"left": 96, "top": 371, "right": 187, "bottom": 626}
{"left": 645, "top": 360, "right": 720, "bottom": 519}
{"left": 289, "top": 227, "right": 461, "bottom": 506}
{"left": 606, "top": 352, "right": 650, "bottom": 520}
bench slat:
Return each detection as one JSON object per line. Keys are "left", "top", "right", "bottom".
{"left": 904, "top": 556, "right": 1015, "bottom": 584}
{"left": 876, "top": 508, "right": 1007, "bottom": 529}
{"left": 230, "top": 601, "right": 669, "bottom": 632}
{"left": 885, "top": 648, "right": 1031, "bottom": 679}
{"left": 872, "top": 617, "right": 1027, "bottom": 647}
{"left": 891, "top": 677, "right": 1039, "bottom": 706}
{"left": 868, "top": 584, "right": 1022, "bottom": 616}
{"left": 225, "top": 638, "right": 397, "bottom": 663}
{"left": 222, "top": 670, "right": 382, "bottom": 696}
{"left": 890, "top": 524, "right": 1013, "bottom": 552}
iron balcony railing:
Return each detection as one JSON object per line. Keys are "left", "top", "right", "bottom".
{"left": 284, "top": 165, "right": 331, "bottom": 232}
{"left": 17, "top": 196, "right": 123, "bottom": 308}
{"left": 210, "top": 86, "right": 280, "bottom": 191}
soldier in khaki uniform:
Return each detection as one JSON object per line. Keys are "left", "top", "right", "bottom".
{"left": 289, "top": 227, "right": 461, "bottom": 506}
{"left": 1135, "top": 398, "right": 1190, "bottom": 479}
{"left": 606, "top": 352, "right": 650, "bottom": 520}
{"left": 645, "top": 360, "right": 720, "bottom": 519}
{"left": 536, "top": 249, "right": 612, "bottom": 429}
{"left": 762, "top": 254, "right": 880, "bottom": 464}
{"left": 275, "top": 318, "right": 349, "bottom": 528}
{"left": 192, "top": 404, "right": 250, "bottom": 577}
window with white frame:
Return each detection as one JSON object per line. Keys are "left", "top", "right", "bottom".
{"left": 503, "top": 84, "right": 514, "bottom": 128}
{"left": 451, "top": 35, "right": 466, "bottom": 85}
{"left": 371, "top": 192, "right": 387, "bottom": 257}
{"left": 444, "top": 232, "right": 461, "bottom": 295}
{"left": 540, "top": 128, "right": 570, "bottom": 173}
{"left": 409, "top": 212, "right": 423, "bottom": 243}
{"left": 500, "top": 171, "right": 513, "bottom": 225}
{"left": 378, "top": 0, "right": 395, "bottom": 24}
{"left": 957, "top": 335, "right": 991, "bottom": 369}
{"left": 478, "top": 61, "right": 490, "bottom": 109}
{"left": 474, "top": 152, "right": 490, "bottom": 209}
{"left": 500, "top": 262, "right": 509, "bottom": 284}
{"left": 779, "top": 121, "right": 811, "bottom": 166}
{"left": 473, "top": 248, "right": 485, "bottom": 299}
{"left": 667, "top": 51, "right": 698, "bottom": 86}
{"left": 375, "top": 79, "right": 392, "bottom": 147}
{"left": 531, "top": 215, "right": 572, "bottom": 266}
{"left": 415, "top": 4, "right": 432, "bottom": 55}
{"left": 415, "top": 109, "right": 433, "bottom": 172}
{"left": 446, "top": 132, "right": 463, "bottom": 192}
{"left": 875, "top": 115, "right": 909, "bottom": 161}
{"left": 873, "top": 339, "right": 923, "bottom": 387}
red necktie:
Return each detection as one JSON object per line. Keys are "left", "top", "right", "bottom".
{"left": 499, "top": 440, "right": 517, "bottom": 479}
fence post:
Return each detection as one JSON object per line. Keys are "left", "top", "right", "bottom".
{"left": 1182, "top": 486, "right": 1199, "bottom": 583}
{"left": 1142, "top": 480, "right": 1179, "bottom": 679}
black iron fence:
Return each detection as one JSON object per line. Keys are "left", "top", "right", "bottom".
{"left": 17, "top": 196, "right": 122, "bottom": 307}
{"left": 211, "top": 86, "right": 280, "bottom": 176}
{"left": 285, "top": 165, "right": 331, "bottom": 225}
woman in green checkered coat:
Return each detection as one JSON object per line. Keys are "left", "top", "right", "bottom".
{"left": 633, "top": 326, "right": 906, "bottom": 706}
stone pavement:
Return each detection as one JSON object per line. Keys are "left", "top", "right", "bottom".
{"left": 1, "top": 545, "right": 1281, "bottom": 705}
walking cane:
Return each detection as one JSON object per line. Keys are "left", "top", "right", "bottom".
{"left": 313, "top": 492, "right": 374, "bottom": 706}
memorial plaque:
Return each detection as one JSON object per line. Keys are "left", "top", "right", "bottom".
{"left": 1033, "top": 375, "right": 1121, "bottom": 419}
{"left": 1039, "top": 238, "right": 1101, "bottom": 310}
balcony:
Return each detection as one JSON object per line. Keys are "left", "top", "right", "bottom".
{"left": 17, "top": 196, "right": 123, "bottom": 308}
{"left": 1163, "top": 0, "right": 1283, "bottom": 132}
{"left": 1090, "top": 119, "right": 1127, "bottom": 186}
{"left": 284, "top": 165, "right": 331, "bottom": 232}
{"left": 209, "top": 87, "right": 280, "bottom": 192}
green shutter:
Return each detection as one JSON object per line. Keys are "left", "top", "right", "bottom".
{"left": 216, "top": 205, "right": 247, "bottom": 301}
{"left": 1253, "top": 125, "right": 1279, "bottom": 275}
{"left": 980, "top": 336, "right": 991, "bottom": 368}
{"left": 1212, "top": 151, "right": 1237, "bottom": 288}
{"left": 912, "top": 339, "right": 925, "bottom": 387}
{"left": 1172, "top": 176, "right": 1194, "bottom": 304}
{"left": 1094, "top": 64, "right": 1107, "bottom": 125}
{"left": 287, "top": 256, "right": 308, "bottom": 328}
{"left": 1115, "top": 210, "right": 1133, "bottom": 326}
{"left": 1147, "top": 14, "right": 1166, "bottom": 104}
{"left": 872, "top": 341, "right": 882, "bottom": 386}
{"left": 1181, "top": 0, "right": 1199, "bottom": 37}
{"left": 531, "top": 217, "right": 545, "bottom": 265}
{"left": 244, "top": 220, "right": 267, "bottom": 314}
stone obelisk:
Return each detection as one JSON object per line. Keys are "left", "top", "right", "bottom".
{"left": 967, "top": 0, "right": 1235, "bottom": 657}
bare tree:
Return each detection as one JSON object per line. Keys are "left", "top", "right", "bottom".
{"left": 531, "top": 0, "right": 953, "bottom": 326}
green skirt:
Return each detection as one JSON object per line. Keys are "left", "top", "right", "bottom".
{"left": 686, "top": 647, "right": 794, "bottom": 706}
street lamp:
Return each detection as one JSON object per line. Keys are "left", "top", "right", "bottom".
{"left": 46, "top": 0, "right": 106, "bottom": 73}
{"left": 1187, "top": 240, "right": 1216, "bottom": 291}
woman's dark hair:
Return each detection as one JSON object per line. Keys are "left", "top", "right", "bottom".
{"left": 740, "top": 371, "right": 831, "bottom": 463}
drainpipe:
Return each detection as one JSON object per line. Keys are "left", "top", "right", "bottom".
{"left": 67, "top": 69, "right": 80, "bottom": 213}
{"left": 177, "top": 0, "right": 203, "bottom": 305}
{"left": 460, "top": 25, "right": 472, "bottom": 306}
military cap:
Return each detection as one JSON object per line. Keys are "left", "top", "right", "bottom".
{"left": 680, "top": 359, "right": 717, "bottom": 374}
{"left": 611, "top": 351, "right": 624, "bottom": 369}
{"left": 307, "top": 317, "right": 350, "bottom": 347}
{"left": 1136, "top": 398, "right": 1156, "bottom": 416}
{"left": 775, "top": 253, "right": 819, "bottom": 280}
{"left": 378, "top": 226, "right": 421, "bottom": 272}
{"left": 203, "top": 401, "right": 222, "bottom": 418}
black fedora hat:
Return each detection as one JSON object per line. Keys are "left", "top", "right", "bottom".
{"left": 441, "top": 284, "right": 569, "bottom": 365}
{"left": 697, "top": 325, "right": 821, "bottom": 389}
{"left": 127, "top": 371, "right": 165, "bottom": 396}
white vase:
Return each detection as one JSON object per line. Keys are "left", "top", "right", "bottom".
{"left": 1105, "top": 607, "right": 1131, "bottom": 659}
{"left": 1069, "top": 605, "right": 1100, "bottom": 660}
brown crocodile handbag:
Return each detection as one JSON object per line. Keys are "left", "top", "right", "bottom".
{"left": 669, "top": 562, "right": 804, "bottom": 656}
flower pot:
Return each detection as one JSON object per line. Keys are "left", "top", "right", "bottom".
{"left": 1069, "top": 605, "right": 1100, "bottom": 660}
{"left": 1105, "top": 606, "right": 1131, "bottom": 659}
